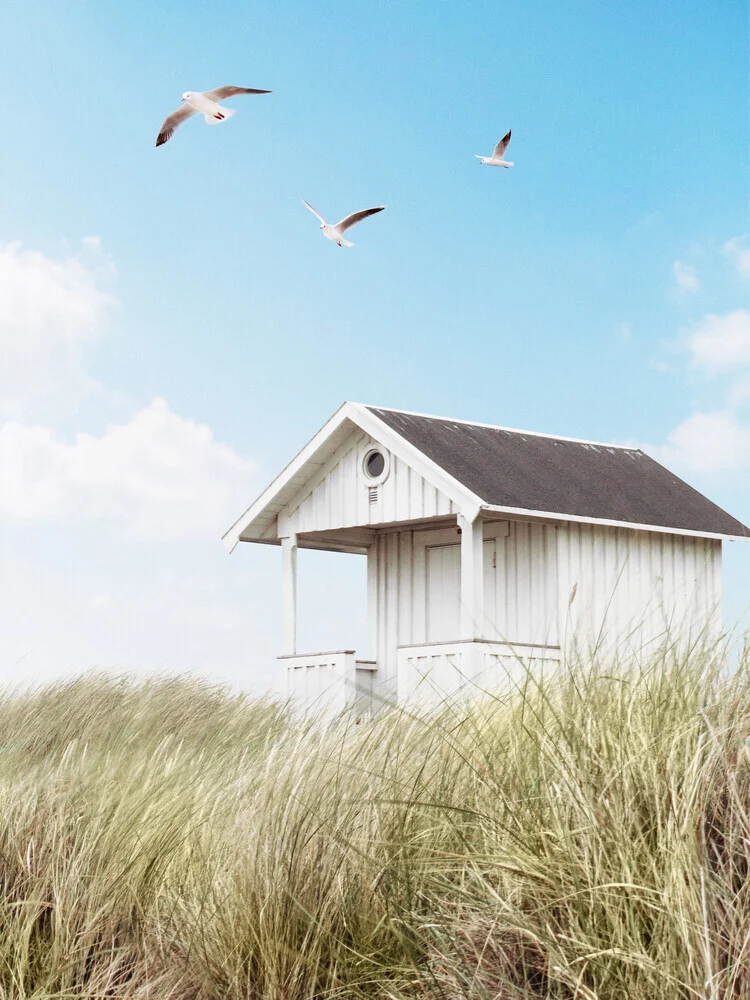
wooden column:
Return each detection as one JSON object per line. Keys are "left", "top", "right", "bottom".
{"left": 458, "top": 512, "right": 484, "bottom": 640}
{"left": 281, "top": 534, "right": 298, "bottom": 655}
{"left": 367, "top": 540, "right": 379, "bottom": 662}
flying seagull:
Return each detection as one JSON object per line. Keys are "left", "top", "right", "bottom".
{"left": 155, "top": 86, "right": 272, "bottom": 147}
{"left": 302, "top": 200, "right": 385, "bottom": 247}
{"left": 475, "top": 129, "right": 513, "bottom": 167}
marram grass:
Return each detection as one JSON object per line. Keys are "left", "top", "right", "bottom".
{"left": 0, "top": 641, "right": 749, "bottom": 999}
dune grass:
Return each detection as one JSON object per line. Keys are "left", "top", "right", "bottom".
{"left": 0, "top": 639, "right": 749, "bottom": 998}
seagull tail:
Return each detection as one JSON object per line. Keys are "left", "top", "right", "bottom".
{"left": 339, "top": 238, "right": 355, "bottom": 247}
{"left": 502, "top": 161, "right": 514, "bottom": 167}
{"left": 205, "top": 107, "right": 237, "bottom": 125}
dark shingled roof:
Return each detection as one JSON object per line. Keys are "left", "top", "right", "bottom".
{"left": 367, "top": 407, "right": 750, "bottom": 538}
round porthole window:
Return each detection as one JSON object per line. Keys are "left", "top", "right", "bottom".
{"left": 365, "top": 450, "right": 385, "bottom": 478}
{"left": 361, "top": 447, "right": 390, "bottom": 485}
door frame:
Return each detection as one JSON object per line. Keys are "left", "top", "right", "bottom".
{"left": 413, "top": 526, "right": 461, "bottom": 643}
{"left": 412, "top": 521, "right": 509, "bottom": 642}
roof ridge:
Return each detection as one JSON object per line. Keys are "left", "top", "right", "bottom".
{"left": 361, "top": 403, "right": 640, "bottom": 451}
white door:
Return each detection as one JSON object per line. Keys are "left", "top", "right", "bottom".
{"left": 426, "top": 543, "right": 460, "bottom": 641}
{"left": 425, "top": 540, "right": 498, "bottom": 641}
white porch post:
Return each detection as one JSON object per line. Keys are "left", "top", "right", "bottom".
{"left": 281, "top": 534, "right": 298, "bottom": 655}
{"left": 367, "top": 540, "right": 378, "bottom": 661}
{"left": 458, "top": 512, "right": 484, "bottom": 640}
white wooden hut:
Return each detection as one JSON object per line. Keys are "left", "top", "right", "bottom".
{"left": 224, "top": 402, "right": 749, "bottom": 709}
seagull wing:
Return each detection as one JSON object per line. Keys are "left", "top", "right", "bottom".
{"left": 493, "top": 129, "right": 511, "bottom": 158}
{"left": 302, "top": 199, "right": 328, "bottom": 224}
{"left": 203, "top": 86, "right": 273, "bottom": 102}
{"left": 335, "top": 206, "right": 386, "bottom": 233}
{"left": 156, "top": 104, "right": 198, "bottom": 147}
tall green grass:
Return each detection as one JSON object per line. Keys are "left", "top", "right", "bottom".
{"left": 0, "top": 639, "right": 749, "bottom": 999}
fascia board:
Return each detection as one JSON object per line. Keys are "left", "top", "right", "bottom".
{"left": 222, "top": 402, "right": 352, "bottom": 552}
{"left": 481, "top": 503, "right": 750, "bottom": 542}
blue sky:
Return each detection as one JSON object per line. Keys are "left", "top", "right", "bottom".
{"left": 1, "top": 0, "right": 748, "bottom": 690}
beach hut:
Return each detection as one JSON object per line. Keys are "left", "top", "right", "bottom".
{"left": 224, "top": 403, "right": 749, "bottom": 709}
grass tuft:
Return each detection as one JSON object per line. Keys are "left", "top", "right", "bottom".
{"left": 0, "top": 640, "right": 749, "bottom": 998}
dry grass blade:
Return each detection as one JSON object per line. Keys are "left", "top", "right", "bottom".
{"left": 0, "top": 638, "right": 746, "bottom": 998}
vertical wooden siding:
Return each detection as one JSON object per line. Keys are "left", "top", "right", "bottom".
{"left": 556, "top": 523, "right": 722, "bottom": 657}
{"left": 372, "top": 520, "right": 560, "bottom": 683}
{"left": 278, "top": 431, "right": 457, "bottom": 534}
{"left": 484, "top": 522, "right": 559, "bottom": 646}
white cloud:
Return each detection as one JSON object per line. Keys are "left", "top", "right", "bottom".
{"left": 725, "top": 236, "right": 750, "bottom": 281}
{"left": 673, "top": 260, "right": 700, "bottom": 292}
{"left": 728, "top": 373, "right": 750, "bottom": 408}
{"left": 645, "top": 410, "right": 750, "bottom": 476}
{"left": 686, "top": 309, "right": 750, "bottom": 374}
{"left": 0, "top": 398, "right": 255, "bottom": 539}
{"left": 0, "top": 239, "right": 115, "bottom": 417}
{"left": 654, "top": 246, "right": 750, "bottom": 482}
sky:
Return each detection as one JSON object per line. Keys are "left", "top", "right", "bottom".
{"left": 1, "top": 0, "right": 749, "bottom": 693}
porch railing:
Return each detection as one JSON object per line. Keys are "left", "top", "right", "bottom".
{"left": 278, "top": 650, "right": 377, "bottom": 715}
{"left": 397, "top": 639, "right": 561, "bottom": 706}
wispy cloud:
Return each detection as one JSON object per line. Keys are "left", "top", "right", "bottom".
{"left": 725, "top": 235, "right": 750, "bottom": 282}
{"left": 615, "top": 322, "right": 633, "bottom": 343}
{"left": 686, "top": 309, "right": 750, "bottom": 374}
{"left": 648, "top": 240, "right": 750, "bottom": 485}
{"left": 0, "top": 238, "right": 116, "bottom": 418}
{"left": 673, "top": 260, "right": 699, "bottom": 293}
{"left": 728, "top": 373, "right": 750, "bottom": 408}
{"left": 644, "top": 410, "right": 750, "bottom": 477}
{"left": 0, "top": 237, "right": 256, "bottom": 541}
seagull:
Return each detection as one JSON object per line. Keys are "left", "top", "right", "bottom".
{"left": 475, "top": 129, "right": 513, "bottom": 167}
{"left": 302, "top": 201, "right": 385, "bottom": 247}
{"left": 155, "top": 86, "right": 272, "bottom": 147}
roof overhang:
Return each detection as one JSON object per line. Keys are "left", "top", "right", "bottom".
{"left": 222, "top": 402, "right": 484, "bottom": 552}
{"left": 481, "top": 504, "right": 750, "bottom": 542}
{"left": 223, "top": 402, "right": 750, "bottom": 552}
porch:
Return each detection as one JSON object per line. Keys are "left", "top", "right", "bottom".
{"left": 277, "top": 513, "right": 561, "bottom": 712}
{"left": 280, "top": 639, "right": 561, "bottom": 712}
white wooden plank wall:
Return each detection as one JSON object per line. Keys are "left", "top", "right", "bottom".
{"left": 557, "top": 523, "right": 722, "bottom": 658}
{"left": 278, "top": 431, "right": 457, "bottom": 535}
{"left": 371, "top": 520, "right": 560, "bottom": 683}
{"left": 483, "top": 522, "right": 559, "bottom": 646}
{"left": 278, "top": 429, "right": 723, "bottom": 677}
{"left": 372, "top": 531, "right": 408, "bottom": 686}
